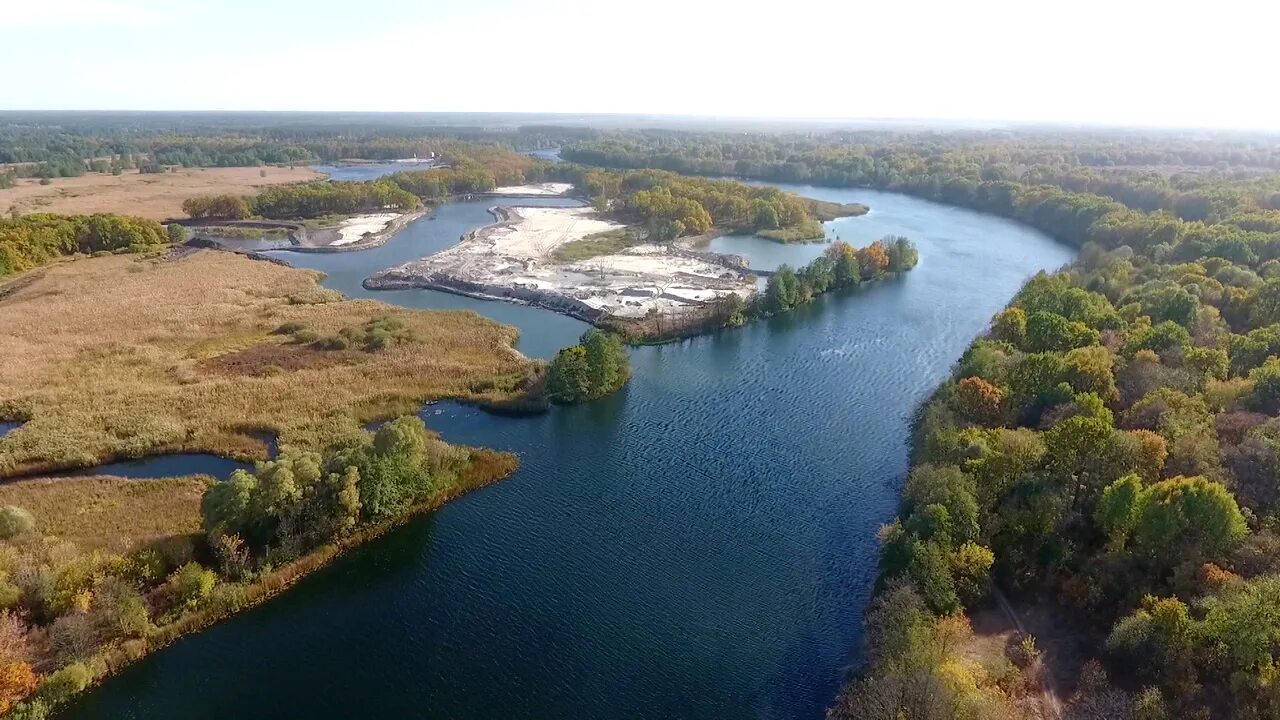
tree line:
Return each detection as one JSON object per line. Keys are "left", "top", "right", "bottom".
{"left": 563, "top": 128, "right": 1280, "bottom": 718}
{"left": 0, "top": 214, "right": 170, "bottom": 278}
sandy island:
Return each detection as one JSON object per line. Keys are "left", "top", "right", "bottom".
{"left": 487, "top": 182, "right": 574, "bottom": 196}
{"left": 364, "top": 206, "right": 756, "bottom": 324}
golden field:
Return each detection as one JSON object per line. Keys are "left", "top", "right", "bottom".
{"left": 0, "top": 476, "right": 206, "bottom": 552}
{"left": 0, "top": 250, "right": 536, "bottom": 478}
{"left": 0, "top": 166, "right": 322, "bottom": 220}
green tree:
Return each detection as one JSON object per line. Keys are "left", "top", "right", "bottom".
{"left": 547, "top": 345, "right": 591, "bottom": 404}
{"left": 1132, "top": 476, "right": 1248, "bottom": 566}
{"left": 765, "top": 265, "right": 800, "bottom": 313}
{"left": 1095, "top": 474, "right": 1143, "bottom": 550}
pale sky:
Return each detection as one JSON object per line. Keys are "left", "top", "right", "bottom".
{"left": 3, "top": 0, "right": 1278, "bottom": 131}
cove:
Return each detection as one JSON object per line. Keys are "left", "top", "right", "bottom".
{"left": 61, "top": 185, "right": 1073, "bottom": 720}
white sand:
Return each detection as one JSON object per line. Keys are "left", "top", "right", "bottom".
{"left": 333, "top": 213, "right": 400, "bottom": 245}
{"left": 480, "top": 206, "right": 623, "bottom": 256}
{"left": 375, "top": 206, "right": 756, "bottom": 319}
{"left": 490, "top": 182, "right": 573, "bottom": 196}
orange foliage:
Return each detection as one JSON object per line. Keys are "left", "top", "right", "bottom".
{"left": 0, "top": 662, "right": 37, "bottom": 713}
{"left": 858, "top": 242, "right": 890, "bottom": 278}
{"left": 954, "top": 376, "right": 1005, "bottom": 422}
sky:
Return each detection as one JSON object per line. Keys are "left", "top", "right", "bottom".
{"left": 3, "top": 0, "right": 1279, "bottom": 131}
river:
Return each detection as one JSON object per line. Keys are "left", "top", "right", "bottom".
{"left": 61, "top": 183, "right": 1073, "bottom": 720}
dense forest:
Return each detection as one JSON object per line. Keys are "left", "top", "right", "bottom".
{"left": 0, "top": 214, "right": 171, "bottom": 278}
{"left": 562, "top": 129, "right": 1280, "bottom": 717}
{"left": 0, "top": 113, "right": 587, "bottom": 182}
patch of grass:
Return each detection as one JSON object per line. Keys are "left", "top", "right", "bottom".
{"left": 0, "top": 475, "right": 206, "bottom": 552}
{"left": 758, "top": 219, "right": 826, "bottom": 243}
{"left": 550, "top": 228, "right": 643, "bottom": 262}
{"left": 0, "top": 251, "right": 537, "bottom": 477}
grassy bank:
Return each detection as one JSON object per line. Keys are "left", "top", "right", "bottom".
{"left": 0, "top": 250, "right": 539, "bottom": 478}
{"left": 0, "top": 446, "right": 517, "bottom": 718}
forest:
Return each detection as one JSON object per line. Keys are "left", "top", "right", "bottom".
{"left": 554, "top": 128, "right": 1280, "bottom": 717}
{"left": 0, "top": 214, "right": 171, "bottom": 278}
{"left": 0, "top": 113, "right": 586, "bottom": 183}
{"left": 560, "top": 131, "right": 1280, "bottom": 718}
{"left": 546, "top": 330, "right": 632, "bottom": 404}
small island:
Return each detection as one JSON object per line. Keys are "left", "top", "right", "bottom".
{"left": 364, "top": 169, "right": 907, "bottom": 341}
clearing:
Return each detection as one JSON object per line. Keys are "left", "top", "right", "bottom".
{"left": 0, "top": 166, "right": 322, "bottom": 219}
{"left": 0, "top": 250, "right": 537, "bottom": 478}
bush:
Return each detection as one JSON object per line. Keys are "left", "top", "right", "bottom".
{"left": 166, "top": 563, "right": 216, "bottom": 610}
{"left": 271, "top": 321, "right": 307, "bottom": 335}
{"left": 7, "top": 699, "right": 51, "bottom": 720}
{"left": 36, "top": 662, "right": 92, "bottom": 705}
{"left": 0, "top": 508, "right": 35, "bottom": 540}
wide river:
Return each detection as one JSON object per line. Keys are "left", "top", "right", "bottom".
{"left": 62, "top": 182, "right": 1073, "bottom": 720}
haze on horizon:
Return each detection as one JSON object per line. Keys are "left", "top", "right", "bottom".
{"left": 3, "top": 0, "right": 1278, "bottom": 132}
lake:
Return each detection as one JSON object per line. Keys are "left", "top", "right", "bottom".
{"left": 62, "top": 184, "right": 1072, "bottom": 720}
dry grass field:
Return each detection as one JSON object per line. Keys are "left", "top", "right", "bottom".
{"left": 0, "top": 250, "right": 536, "bottom": 478}
{"left": 0, "top": 475, "right": 205, "bottom": 552}
{"left": 0, "top": 166, "right": 323, "bottom": 219}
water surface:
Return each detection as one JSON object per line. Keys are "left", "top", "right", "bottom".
{"left": 64, "top": 185, "right": 1072, "bottom": 720}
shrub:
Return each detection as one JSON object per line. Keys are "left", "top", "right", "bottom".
{"left": 0, "top": 508, "right": 35, "bottom": 540}
{"left": 271, "top": 321, "right": 308, "bottom": 335}
{"left": 166, "top": 563, "right": 216, "bottom": 610}
{"left": 36, "top": 662, "right": 92, "bottom": 705}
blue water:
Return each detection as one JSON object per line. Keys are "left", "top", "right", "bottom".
{"left": 0, "top": 422, "right": 21, "bottom": 439}
{"left": 266, "top": 197, "right": 590, "bottom": 359}
{"left": 62, "top": 185, "right": 1073, "bottom": 720}
{"left": 313, "top": 162, "right": 438, "bottom": 182}
{"left": 63, "top": 454, "right": 251, "bottom": 481}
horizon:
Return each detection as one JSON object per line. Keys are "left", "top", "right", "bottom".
{"left": 3, "top": 109, "right": 1279, "bottom": 138}
{"left": 4, "top": 0, "right": 1278, "bottom": 133}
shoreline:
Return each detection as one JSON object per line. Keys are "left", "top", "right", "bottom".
{"left": 56, "top": 447, "right": 519, "bottom": 714}
{"left": 362, "top": 205, "right": 759, "bottom": 342}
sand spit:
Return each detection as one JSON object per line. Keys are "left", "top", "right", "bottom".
{"left": 334, "top": 213, "right": 402, "bottom": 245}
{"left": 365, "top": 206, "right": 756, "bottom": 322}
{"left": 487, "top": 182, "right": 574, "bottom": 196}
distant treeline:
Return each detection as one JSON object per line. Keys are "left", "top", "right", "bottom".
{"left": 181, "top": 148, "right": 846, "bottom": 245}
{"left": 0, "top": 114, "right": 592, "bottom": 179}
{"left": 0, "top": 214, "right": 171, "bottom": 277}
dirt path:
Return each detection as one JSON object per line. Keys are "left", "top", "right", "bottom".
{"left": 993, "top": 588, "right": 1064, "bottom": 719}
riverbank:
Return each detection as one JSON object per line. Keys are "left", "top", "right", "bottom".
{"left": 0, "top": 250, "right": 538, "bottom": 479}
{"left": 363, "top": 205, "right": 757, "bottom": 341}
{"left": 3, "top": 446, "right": 517, "bottom": 719}
{"left": 58, "top": 185, "right": 1075, "bottom": 720}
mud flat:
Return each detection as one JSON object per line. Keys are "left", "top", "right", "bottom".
{"left": 364, "top": 206, "right": 756, "bottom": 327}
